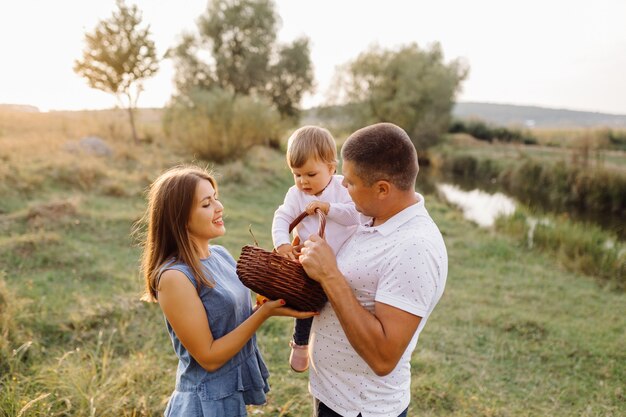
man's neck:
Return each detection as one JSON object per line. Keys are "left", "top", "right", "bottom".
{"left": 371, "top": 192, "right": 419, "bottom": 227}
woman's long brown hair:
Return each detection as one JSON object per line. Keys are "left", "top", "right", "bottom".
{"left": 140, "top": 166, "right": 217, "bottom": 302}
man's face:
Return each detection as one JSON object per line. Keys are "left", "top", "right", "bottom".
{"left": 341, "top": 160, "right": 378, "bottom": 217}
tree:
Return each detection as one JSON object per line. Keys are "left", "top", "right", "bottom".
{"left": 74, "top": 0, "right": 159, "bottom": 144}
{"left": 268, "top": 38, "right": 315, "bottom": 119}
{"left": 169, "top": 0, "right": 313, "bottom": 120}
{"left": 198, "top": 0, "right": 277, "bottom": 96}
{"left": 336, "top": 43, "right": 468, "bottom": 150}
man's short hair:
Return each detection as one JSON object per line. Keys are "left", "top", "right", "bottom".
{"left": 341, "top": 123, "right": 418, "bottom": 191}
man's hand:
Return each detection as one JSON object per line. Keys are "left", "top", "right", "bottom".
{"left": 299, "top": 234, "right": 340, "bottom": 283}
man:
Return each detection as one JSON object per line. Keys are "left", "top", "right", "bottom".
{"left": 300, "top": 123, "right": 448, "bottom": 417}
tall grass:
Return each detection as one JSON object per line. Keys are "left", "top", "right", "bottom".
{"left": 496, "top": 209, "right": 625, "bottom": 290}
{"left": 1, "top": 110, "right": 625, "bottom": 416}
{"left": 532, "top": 126, "right": 626, "bottom": 150}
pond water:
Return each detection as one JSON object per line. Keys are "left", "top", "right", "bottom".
{"left": 417, "top": 167, "right": 624, "bottom": 240}
{"left": 436, "top": 184, "right": 516, "bottom": 227}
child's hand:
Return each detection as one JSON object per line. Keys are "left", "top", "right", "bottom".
{"left": 276, "top": 244, "right": 297, "bottom": 260}
{"left": 253, "top": 294, "right": 270, "bottom": 311}
{"left": 305, "top": 201, "right": 330, "bottom": 216}
{"left": 256, "top": 294, "right": 270, "bottom": 305}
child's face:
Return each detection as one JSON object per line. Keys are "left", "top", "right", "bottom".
{"left": 291, "top": 158, "right": 335, "bottom": 196}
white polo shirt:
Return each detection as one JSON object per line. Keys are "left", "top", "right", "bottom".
{"left": 309, "top": 194, "right": 448, "bottom": 417}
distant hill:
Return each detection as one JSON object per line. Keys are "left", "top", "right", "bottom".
{"left": 453, "top": 102, "right": 626, "bottom": 128}
{"left": 5, "top": 101, "right": 625, "bottom": 129}
{"left": 0, "top": 104, "right": 40, "bottom": 112}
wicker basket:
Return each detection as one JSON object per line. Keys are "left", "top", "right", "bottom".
{"left": 236, "top": 209, "right": 327, "bottom": 311}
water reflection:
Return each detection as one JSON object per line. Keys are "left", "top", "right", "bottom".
{"left": 418, "top": 167, "right": 624, "bottom": 240}
{"left": 437, "top": 183, "right": 516, "bottom": 227}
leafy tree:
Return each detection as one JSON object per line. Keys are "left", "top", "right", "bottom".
{"left": 169, "top": 0, "right": 313, "bottom": 120}
{"left": 74, "top": 0, "right": 159, "bottom": 143}
{"left": 198, "top": 0, "right": 277, "bottom": 96}
{"left": 268, "top": 38, "right": 315, "bottom": 119}
{"left": 336, "top": 43, "right": 468, "bottom": 150}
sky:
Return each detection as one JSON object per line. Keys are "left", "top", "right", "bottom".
{"left": 1, "top": 0, "right": 625, "bottom": 114}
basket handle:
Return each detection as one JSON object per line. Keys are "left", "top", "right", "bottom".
{"left": 288, "top": 208, "right": 326, "bottom": 239}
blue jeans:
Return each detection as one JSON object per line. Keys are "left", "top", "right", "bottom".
{"left": 315, "top": 399, "right": 408, "bottom": 417}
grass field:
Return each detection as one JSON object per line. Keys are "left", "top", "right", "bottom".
{"left": 1, "top": 110, "right": 624, "bottom": 416}
{"left": 437, "top": 133, "right": 626, "bottom": 174}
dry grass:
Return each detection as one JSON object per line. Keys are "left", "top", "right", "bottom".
{"left": 2, "top": 109, "right": 624, "bottom": 416}
{"left": 0, "top": 108, "right": 186, "bottom": 199}
{"left": 532, "top": 127, "right": 616, "bottom": 148}
{"left": 447, "top": 132, "right": 491, "bottom": 147}
{"left": 0, "top": 108, "right": 163, "bottom": 162}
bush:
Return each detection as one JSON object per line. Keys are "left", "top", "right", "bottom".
{"left": 448, "top": 119, "right": 537, "bottom": 144}
{"left": 163, "top": 88, "right": 281, "bottom": 162}
{"left": 606, "top": 128, "right": 626, "bottom": 150}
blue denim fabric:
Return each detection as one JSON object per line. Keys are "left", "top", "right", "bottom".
{"left": 160, "top": 245, "right": 270, "bottom": 417}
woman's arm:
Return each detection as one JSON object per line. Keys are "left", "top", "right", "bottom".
{"left": 158, "top": 269, "right": 315, "bottom": 372}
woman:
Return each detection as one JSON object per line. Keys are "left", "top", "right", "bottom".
{"left": 140, "top": 165, "right": 315, "bottom": 416}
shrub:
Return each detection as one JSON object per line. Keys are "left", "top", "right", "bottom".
{"left": 603, "top": 128, "right": 626, "bottom": 150}
{"left": 163, "top": 88, "right": 281, "bottom": 162}
{"left": 448, "top": 118, "right": 537, "bottom": 144}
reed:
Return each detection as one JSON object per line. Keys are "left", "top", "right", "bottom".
{"left": 496, "top": 209, "right": 625, "bottom": 290}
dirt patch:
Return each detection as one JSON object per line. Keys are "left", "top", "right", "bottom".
{"left": 26, "top": 199, "right": 79, "bottom": 228}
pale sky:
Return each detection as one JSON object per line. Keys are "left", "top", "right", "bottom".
{"left": 1, "top": 0, "right": 625, "bottom": 114}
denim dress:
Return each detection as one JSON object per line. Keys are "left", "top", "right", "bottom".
{"left": 160, "top": 245, "right": 270, "bottom": 417}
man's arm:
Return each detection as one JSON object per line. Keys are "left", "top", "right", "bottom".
{"left": 300, "top": 235, "right": 422, "bottom": 376}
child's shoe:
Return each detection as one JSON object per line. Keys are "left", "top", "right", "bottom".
{"left": 289, "top": 341, "right": 309, "bottom": 372}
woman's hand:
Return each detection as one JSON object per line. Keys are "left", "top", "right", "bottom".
{"left": 256, "top": 298, "right": 318, "bottom": 319}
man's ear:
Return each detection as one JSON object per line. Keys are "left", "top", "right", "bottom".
{"left": 375, "top": 180, "right": 391, "bottom": 199}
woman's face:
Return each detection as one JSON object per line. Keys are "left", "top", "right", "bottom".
{"left": 187, "top": 179, "right": 225, "bottom": 242}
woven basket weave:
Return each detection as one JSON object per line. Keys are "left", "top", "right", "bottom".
{"left": 236, "top": 209, "right": 327, "bottom": 311}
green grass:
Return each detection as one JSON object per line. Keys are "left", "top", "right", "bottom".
{"left": 438, "top": 135, "right": 626, "bottom": 173}
{"left": 1, "top": 141, "right": 624, "bottom": 416}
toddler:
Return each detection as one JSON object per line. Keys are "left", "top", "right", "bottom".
{"left": 272, "top": 126, "right": 361, "bottom": 372}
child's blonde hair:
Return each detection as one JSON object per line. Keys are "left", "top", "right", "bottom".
{"left": 286, "top": 126, "right": 337, "bottom": 168}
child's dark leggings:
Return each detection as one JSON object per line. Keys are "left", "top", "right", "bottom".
{"left": 293, "top": 317, "right": 313, "bottom": 345}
